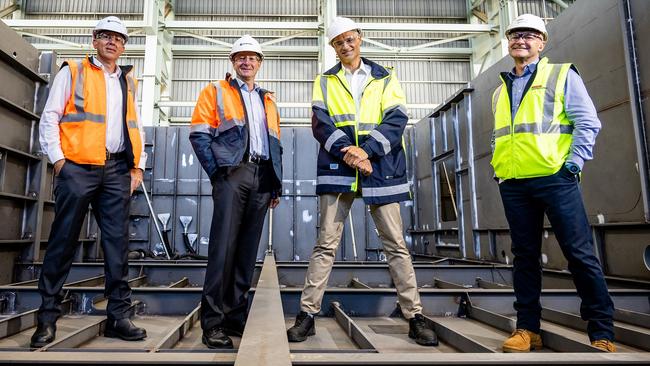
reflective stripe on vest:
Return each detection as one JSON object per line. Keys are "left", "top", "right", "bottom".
{"left": 490, "top": 57, "right": 573, "bottom": 179}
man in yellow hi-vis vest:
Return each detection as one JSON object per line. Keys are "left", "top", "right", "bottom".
{"left": 491, "top": 14, "right": 615, "bottom": 353}
{"left": 32, "top": 16, "right": 147, "bottom": 347}
{"left": 286, "top": 17, "right": 437, "bottom": 347}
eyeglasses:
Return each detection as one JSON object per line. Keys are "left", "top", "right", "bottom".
{"left": 96, "top": 32, "right": 126, "bottom": 45}
{"left": 332, "top": 35, "right": 359, "bottom": 48}
{"left": 233, "top": 55, "right": 261, "bottom": 64}
{"left": 507, "top": 32, "right": 543, "bottom": 42}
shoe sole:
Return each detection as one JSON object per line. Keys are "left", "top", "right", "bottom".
{"left": 104, "top": 329, "right": 147, "bottom": 341}
{"left": 287, "top": 327, "right": 315, "bottom": 342}
{"left": 202, "top": 335, "right": 234, "bottom": 349}
{"left": 502, "top": 344, "right": 543, "bottom": 353}
{"left": 408, "top": 332, "right": 439, "bottom": 346}
{"left": 30, "top": 340, "right": 53, "bottom": 348}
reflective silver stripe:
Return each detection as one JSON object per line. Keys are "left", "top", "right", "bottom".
{"left": 127, "top": 120, "right": 138, "bottom": 129}
{"left": 382, "top": 104, "right": 407, "bottom": 120}
{"left": 312, "top": 100, "right": 327, "bottom": 110}
{"left": 363, "top": 182, "right": 410, "bottom": 197}
{"left": 542, "top": 64, "right": 561, "bottom": 126}
{"left": 317, "top": 175, "right": 356, "bottom": 186}
{"left": 60, "top": 112, "right": 105, "bottom": 123}
{"left": 358, "top": 122, "right": 378, "bottom": 131}
{"left": 214, "top": 82, "right": 227, "bottom": 127}
{"left": 331, "top": 113, "right": 355, "bottom": 123}
{"left": 320, "top": 76, "right": 328, "bottom": 109}
{"left": 324, "top": 129, "right": 346, "bottom": 152}
{"left": 190, "top": 123, "right": 211, "bottom": 133}
{"left": 126, "top": 74, "right": 136, "bottom": 100}
{"left": 268, "top": 128, "right": 279, "bottom": 139}
{"left": 73, "top": 64, "right": 85, "bottom": 113}
{"left": 369, "top": 129, "right": 391, "bottom": 155}
{"left": 494, "top": 122, "right": 573, "bottom": 137}
{"left": 494, "top": 126, "right": 510, "bottom": 138}
{"left": 383, "top": 75, "right": 391, "bottom": 90}
{"left": 492, "top": 85, "right": 502, "bottom": 115}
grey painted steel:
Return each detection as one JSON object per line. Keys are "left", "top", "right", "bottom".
{"left": 614, "top": 308, "right": 650, "bottom": 329}
{"left": 433, "top": 277, "right": 467, "bottom": 289}
{"left": 348, "top": 278, "right": 371, "bottom": 290}
{"left": 331, "top": 301, "right": 377, "bottom": 350}
{"left": 65, "top": 275, "right": 105, "bottom": 287}
{"left": 235, "top": 254, "right": 290, "bottom": 366}
{"left": 421, "top": 314, "right": 494, "bottom": 353}
{"left": 168, "top": 277, "right": 190, "bottom": 288}
{"left": 151, "top": 304, "right": 200, "bottom": 352}
{"left": 39, "top": 318, "right": 105, "bottom": 351}
{"left": 0, "top": 299, "right": 71, "bottom": 339}
{"left": 476, "top": 277, "right": 512, "bottom": 289}
{"left": 541, "top": 307, "right": 650, "bottom": 351}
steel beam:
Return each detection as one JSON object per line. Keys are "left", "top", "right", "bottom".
{"left": 38, "top": 318, "right": 105, "bottom": 350}
{"left": 421, "top": 314, "right": 494, "bottom": 353}
{"left": 65, "top": 275, "right": 105, "bottom": 287}
{"left": 475, "top": 277, "right": 512, "bottom": 289}
{"left": 348, "top": 278, "right": 371, "bottom": 289}
{"left": 235, "top": 254, "right": 290, "bottom": 366}
{"left": 151, "top": 304, "right": 200, "bottom": 352}
{"left": 331, "top": 301, "right": 378, "bottom": 350}
{"left": 168, "top": 277, "right": 189, "bottom": 288}
{"left": 0, "top": 299, "right": 71, "bottom": 339}
{"left": 465, "top": 302, "right": 601, "bottom": 353}
{"left": 541, "top": 307, "right": 650, "bottom": 351}
{"left": 614, "top": 308, "right": 650, "bottom": 329}
{"left": 433, "top": 277, "right": 467, "bottom": 289}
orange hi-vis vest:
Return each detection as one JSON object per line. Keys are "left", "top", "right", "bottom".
{"left": 60, "top": 56, "right": 142, "bottom": 167}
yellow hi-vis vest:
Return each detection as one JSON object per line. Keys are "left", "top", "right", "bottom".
{"left": 490, "top": 57, "right": 574, "bottom": 179}
{"left": 61, "top": 57, "right": 142, "bottom": 167}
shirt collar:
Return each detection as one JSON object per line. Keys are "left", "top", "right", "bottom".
{"left": 507, "top": 58, "right": 539, "bottom": 80}
{"left": 91, "top": 56, "right": 122, "bottom": 77}
{"left": 235, "top": 77, "right": 259, "bottom": 92}
{"left": 343, "top": 60, "right": 370, "bottom": 76}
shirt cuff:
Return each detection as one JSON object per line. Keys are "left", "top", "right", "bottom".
{"left": 566, "top": 155, "right": 585, "bottom": 171}
{"left": 48, "top": 149, "right": 65, "bottom": 164}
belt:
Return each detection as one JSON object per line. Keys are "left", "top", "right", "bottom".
{"left": 106, "top": 150, "right": 127, "bottom": 160}
{"left": 247, "top": 155, "right": 269, "bottom": 165}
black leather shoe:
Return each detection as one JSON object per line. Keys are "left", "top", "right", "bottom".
{"left": 223, "top": 323, "right": 245, "bottom": 337}
{"left": 408, "top": 314, "right": 438, "bottom": 346}
{"left": 104, "top": 318, "right": 147, "bottom": 341}
{"left": 30, "top": 322, "right": 56, "bottom": 348}
{"left": 286, "top": 311, "right": 315, "bottom": 342}
{"left": 202, "top": 327, "right": 233, "bottom": 349}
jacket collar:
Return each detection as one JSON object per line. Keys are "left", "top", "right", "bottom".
{"left": 323, "top": 57, "right": 390, "bottom": 79}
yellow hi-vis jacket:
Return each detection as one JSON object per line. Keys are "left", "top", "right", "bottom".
{"left": 60, "top": 56, "right": 142, "bottom": 168}
{"left": 312, "top": 58, "right": 410, "bottom": 205}
{"left": 491, "top": 57, "right": 574, "bottom": 179}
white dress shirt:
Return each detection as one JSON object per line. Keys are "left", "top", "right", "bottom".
{"left": 235, "top": 77, "right": 269, "bottom": 159}
{"left": 343, "top": 60, "right": 371, "bottom": 114}
{"left": 39, "top": 57, "right": 147, "bottom": 170}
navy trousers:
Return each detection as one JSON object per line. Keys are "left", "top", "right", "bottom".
{"left": 201, "top": 161, "right": 272, "bottom": 332}
{"left": 498, "top": 166, "right": 614, "bottom": 341}
{"left": 37, "top": 159, "right": 132, "bottom": 324}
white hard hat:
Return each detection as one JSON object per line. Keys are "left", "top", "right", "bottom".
{"left": 94, "top": 16, "right": 129, "bottom": 42}
{"left": 506, "top": 14, "right": 548, "bottom": 41}
{"left": 230, "top": 35, "right": 264, "bottom": 60}
{"left": 327, "top": 17, "right": 361, "bottom": 44}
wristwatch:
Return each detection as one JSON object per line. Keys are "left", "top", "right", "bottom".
{"left": 565, "top": 162, "right": 581, "bottom": 174}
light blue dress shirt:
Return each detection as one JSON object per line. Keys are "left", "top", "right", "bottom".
{"left": 235, "top": 78, "right": 269, "bottom": 159}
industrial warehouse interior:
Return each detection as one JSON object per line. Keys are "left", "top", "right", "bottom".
{"left": 0, "top": 0, "right": 648, "bottom": 364}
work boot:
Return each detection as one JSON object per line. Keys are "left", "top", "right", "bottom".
{"left": 502, "top": 329, "right": 543, "bottom": 352}
{"left": 286, "top": 311, "right": 315, "bottom": 342}
{"left": 104, "top": 318, "right": 147, "bottom": 341}
{"left": 408, "top": 314, "right": 439, "bottom": 346}
{"left": 30, "top": 322, "right": 56, "bottom": 348}
{"left": 202, "top": 327, "right": 233, "bottom": 349}
{"left": 591, "top": 339, "right": 616, "bottom": 352}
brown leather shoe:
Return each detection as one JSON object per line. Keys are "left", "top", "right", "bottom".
{"left": 591, "top": 339, "right": 616, "bottom": 352}
{"left": 502, "top": 329, "right": 543, "bottom": 353}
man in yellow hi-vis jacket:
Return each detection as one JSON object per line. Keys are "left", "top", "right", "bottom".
{"left": 286, "top": 17, "right": 437, "bottom": 347}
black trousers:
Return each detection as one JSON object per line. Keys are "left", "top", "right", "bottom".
{"left": 201, "top": 161, "right": 272, "bottom": 331}
{"left": 37, "top": 159, "right": 132, "bottom": 324}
